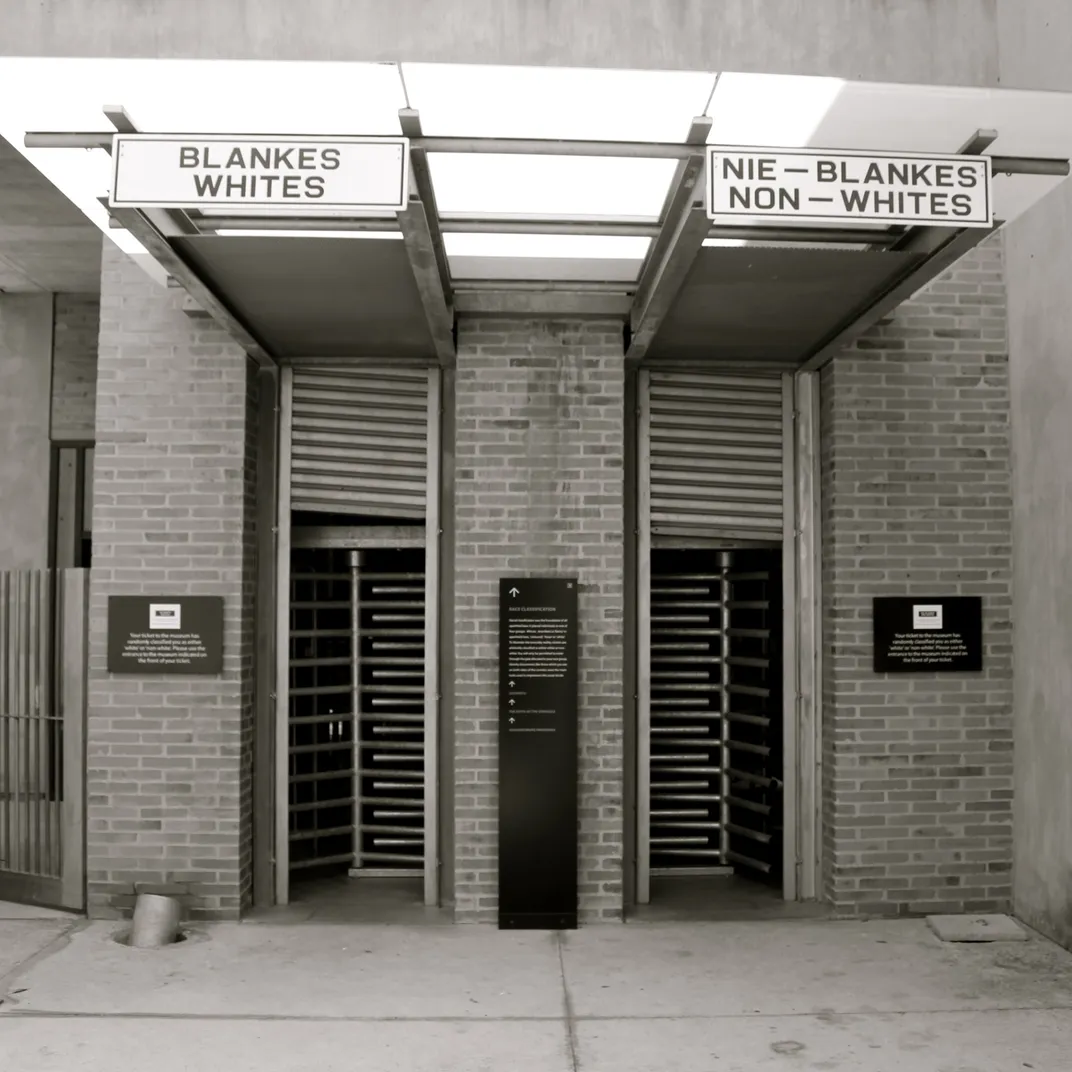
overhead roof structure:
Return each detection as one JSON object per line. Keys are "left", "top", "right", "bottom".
{"left": 5, "top": 59, "right": 1072, "bottom": 369}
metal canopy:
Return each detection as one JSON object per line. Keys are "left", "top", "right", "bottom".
{"left": 648, "top": 246, "right": 925, "bottom": 366}
{"left": 176, "top": 235, "right": 436, "bottom": 359}
{"left": 22, "top": 96, "right": 1072, "bottom": 370}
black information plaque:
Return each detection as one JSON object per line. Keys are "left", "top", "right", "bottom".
{"left": 107, "top": 596, "right": 224, "bottom": 675}
{"left": 498, "top": 577, "right": 578, "bottom": 930}
{"left": 873, "top": 596, "right": 983, "bottom": 673}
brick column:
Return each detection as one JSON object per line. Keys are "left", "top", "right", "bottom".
{"left": 453, "top": 319, "right": 625, "bottom": 923}
{"left": 86, "top": 244, "right": 259, "bottom": 920}
{"left": 820, "top": 237, "right": 1014, "bottom": 916}
{"left": 51, "top": 294, "right": 101, "bottom": 443}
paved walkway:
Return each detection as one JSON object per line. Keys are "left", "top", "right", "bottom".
{"left": 2, "top": 903, "right": 1072, "bottom": 1070}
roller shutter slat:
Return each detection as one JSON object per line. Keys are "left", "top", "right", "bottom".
{"left": 648, "top": 371, "right": 784, "bottom": 540}
{"left": 291, "top": 368, "right": 430, "bottom": 519}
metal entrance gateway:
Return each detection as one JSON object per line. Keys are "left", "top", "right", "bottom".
{"left": 276, "top": 366, "right": 442, "bottom": 907}
{"left": 636, "top": 367, "right": 816, "bottom": 905}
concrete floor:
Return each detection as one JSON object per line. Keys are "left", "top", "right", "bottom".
{"left": 2, "top": 907, "right": 1072, "bottom": 1070}
{"left": 632, "top": 874, "right": 833, "bottom": 922}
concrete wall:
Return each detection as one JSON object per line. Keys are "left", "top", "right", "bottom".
{"left": 452, "top": 319, "right": 624, "bottom": 922}
{"left": 0, "top": 293, "right": 53, "bottom": 570}
{"left": 820, "top": 240, "right": 1014, "bottom": 917}
{"left": 2, "top": 0, "right": 1002, "bottom": 87}
{"left": 51, "top": 294, "right": 100, "bottom": 443}
{"left": 997, "top": 0, "right": 1072, "bottom": 949}
{"left": 86, "top": 244, "right": 257, "bottom": 920}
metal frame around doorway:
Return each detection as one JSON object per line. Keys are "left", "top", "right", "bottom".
{"left": 635, "top": 369, "right": 821, "bottom": 904}
{"left": 273, "top": 366, "right": 442, "bottom": 907}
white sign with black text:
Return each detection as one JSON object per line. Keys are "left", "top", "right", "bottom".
{"left": 149, "top": 603, "right": 182, "bottom": 630}
{"left": 706, "top": 146, "right": 992, "bottom": 228}
{"left": 913, "top": 604, "right": 944, "bottom": 630}
{"left": 109, "top": 134, "right": 409, "bottom": 213}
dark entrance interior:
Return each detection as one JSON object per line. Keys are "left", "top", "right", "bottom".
{"left": 638, "top": 546, "right": 808, "bottom": 920}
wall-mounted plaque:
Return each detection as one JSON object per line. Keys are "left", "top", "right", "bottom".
{"left": 498, "top": 577, "right": 578, "bottom": 930}
{"left": 873, "top": 596, "right": 982, "bottom": 673}
{"left": 107, "top": 596, "right": 224, "bottom": 675}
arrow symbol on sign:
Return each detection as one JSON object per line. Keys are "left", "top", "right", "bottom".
{"left": 509, "top": 587, "right": 519, "bottom": 597}
{"left": 508, "top": 699, "right": 515, "bottom": 706}
{"left": 509, "top": 717, "right": 515, "bottom": 724}
{"left": 509, "top": 680, "right": 515, "bottom": 687}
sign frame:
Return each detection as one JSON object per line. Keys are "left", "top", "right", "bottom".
{"left": 109, "top": 133, "right": 410, "bottom": 214}
{"left": 873, "top": 596, "right": 983, "bottom": 674}
{"left": 706, "top": 144, "right": 993, "bottom": 229}
{"left": 498, "top": 576, "right": 579, "bottom": 931}
{"left": 107, "top": 595, "right": 225, "bottom": 675}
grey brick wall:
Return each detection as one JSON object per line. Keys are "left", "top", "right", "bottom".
{"left": 820, "top": 236, "right": 1014, "bottom": 916}
{"left": 453, "top": 319, "right": 625, "bottom": 923}
{"left": 87, "top": 244, "right": 257, "bottom": 920}
{"left": 51, "top": 294, "right": 100, "bottom": 442}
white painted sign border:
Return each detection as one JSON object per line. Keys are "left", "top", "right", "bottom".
{"left": 109, "top": 133, "right": 411, "bottom": 214}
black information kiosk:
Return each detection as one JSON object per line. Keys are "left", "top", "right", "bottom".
{"left": 498, "top": 577, "right": 578, "bottom": 929}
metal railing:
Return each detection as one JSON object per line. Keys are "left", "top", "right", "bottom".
{"left": 0, "top": 569, "right": 87, "bottom": 910}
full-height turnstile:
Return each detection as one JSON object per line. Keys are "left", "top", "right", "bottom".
{"left": 275, "top": 366, "right": 441, "bottom": 906}
{"left": 287, "top": 546, "right": 429, "bottom": 876}
{"left": 649, "top": 548, "right": 782, "bottom": 881}
{"left": 637, "top": 368, "right": 805, "bottom": 903}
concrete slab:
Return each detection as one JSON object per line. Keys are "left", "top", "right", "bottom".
{"left": 560, "top": 919, "right": 1072, "bottom": 1017}
{"left": 0, "top": 1018, "right": 572, "bottom": 1072}
{"left": 576, "top": 1008, "right": 1072, "bottom": 1071}
{"left": 927, "top": 913, "right": 1029, "bottom": 942}
{"left": 0, "top": 921, "right": 73, "bottom": 979}
{"left": 6, "top": 922, "right": 566, "bottom": 1019}
{"left": 0, "top": 901, "right": 77, "bottom": 920}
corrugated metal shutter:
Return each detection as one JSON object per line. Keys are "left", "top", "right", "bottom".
{"left": 290, "top": 367, "right": 431, "bottom": 519}
{"left": 645, "top": 370, "right": 785, "bottom": 541}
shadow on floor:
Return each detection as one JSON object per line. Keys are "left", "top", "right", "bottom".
{"left": 244, "top": 873, "right": 453, "bottom": 925}
{"left": 628, "top": 874, "right": 833, "bottom": 923}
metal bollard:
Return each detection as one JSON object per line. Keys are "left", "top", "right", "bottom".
{"left": 130, "top": 893, "right": 182, "bottom": 948}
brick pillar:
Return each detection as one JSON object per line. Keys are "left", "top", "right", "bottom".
{"left": 820, "top": 237, "right": 1014, "bottom": 916}
{"left": 51, "top": 294, "right": 101, "bottom": 443}
{"left": 453, "top": 319, "right": 625, "bottom": 923}
{"left": 86, "top": 244, "right": 259, "bottom": 920}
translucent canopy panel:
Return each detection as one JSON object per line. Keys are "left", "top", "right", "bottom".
{"left": 428, "top": 154, "right": 677, "bottom": 217}
{"left": 0, "top": 58, "right": 407, "bottom": 256}
{"left": 0, "top": 58, "right": 406, "bottom": 135}
{"left": 401, "top": 63, "right": 716, "bottom": 141}
{"left": 700, "top": 75, "right": 1072, "bottom": 230}
{"left": 708, "top": 74, "right": 848, "bottom": 148}
{"left": 444, "top": 232, "right": 650, "bottom": 264}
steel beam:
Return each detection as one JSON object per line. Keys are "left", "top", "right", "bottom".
{"left": 798, "top": 223, "right": 999, "bottom": 371}
{"left": 453, "top": 289, "right": 631, "bottom": 318}
{"left": 626, "top": 118, "right": 711, "bottom": 361}
{"left": 21, "top": 128, "right": 1072, "bottom": 177}
{"left": 627, "top": 200, "right": 709, "bottom": 361}
{"left": 399, "top": 109, "right": 453, "bottom": 307}
{"left": 397, "top": 195, "right": 456, "bottom": 364}
{"left": 104, "top": 201, "right": 276, "bottom": 367}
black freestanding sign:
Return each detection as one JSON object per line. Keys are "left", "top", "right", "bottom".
{"left": 108, "top": 596, "right": 225, "bottom": 675}
{"left": 498, "top": 577, "right": 578, "bottom": 930}
{"left": 873, "top": 596, "right": 983, "bottom": 673}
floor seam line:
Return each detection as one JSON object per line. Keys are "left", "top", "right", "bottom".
{"left": 7, "top": 1003, "right": 1072, "bottom": 1023}
{"left": 556, "top": 932, "right": 580, "bottom": 1072}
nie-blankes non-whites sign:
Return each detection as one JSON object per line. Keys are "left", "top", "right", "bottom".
{"left": 706, "top": 146, "right": 992, "bottom": 227}
{"left": 110, "top": 134, "right": 409, "bottom": 212}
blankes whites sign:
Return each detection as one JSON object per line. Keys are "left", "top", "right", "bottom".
{"left": 109, "top": 134, "right": 409, "bottom": 212}
{"left": 707, "top": 146, "right": 992, "bottom": 228}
